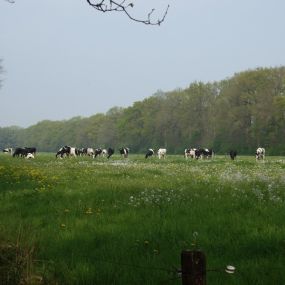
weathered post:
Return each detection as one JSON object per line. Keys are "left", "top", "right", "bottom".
{"left": 181, "top": 250, "right": 206, "bottom": 285}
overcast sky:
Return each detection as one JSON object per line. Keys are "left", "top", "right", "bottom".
{"left": 1, "top": 0, "right": 285, "bottom": 127}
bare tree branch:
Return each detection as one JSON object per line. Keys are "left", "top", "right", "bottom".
{"left": 86, "top": 0, "right": 169, "bottom": 25}
{"left": 4, "top": 0, "right": 169, "bottom": 25}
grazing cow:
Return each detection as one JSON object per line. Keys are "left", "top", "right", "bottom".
{"left": 69, "top": 147, "right": 77, "bottom": 157}
{"left": 25, "top": 153, "right": 35, "bottom": 159}
{"left": 184, "top": 148, "right": 191, "bottom": 159}
{"left": 56, "top": 146, "right": 70, "bottom": 158}
{"left": 76, "top": 148, "right": 84, "bottom": 156}
{"left": 56, "top": 146, "right": 76, "bottom": 158}
{"left": 94, "top": 148, "right": 103, "bottom": 158}
{"left": 194, "top": 148, "right": 202, "bottom": 159}
{"left": 3, "top": 148, "right": 13, "bottom": 154}
{"left": 256, "top": 147, "right": 265, "bottom": 160}
{"left": 229, "top": 150, "right": 237, "bottom": 160}
{"left": 195, "top": 148, "right": 214, "bottom": 159}
{"left": 102, "top": 149, "right": 107, "bottom": 157}
{"left": 157, "top": 148, "right": 167, "bottom": 159}
{"left": 204, "top": 148, "right": 214, "bottom": 159}
{"left": 13, "top": 148, "right": 26, "bottom": 157}
{"left": 86, "top": 148, "right": 94, "bottom": 157}
{"left": 80, "top": 148, "right": 88, "bottom": 155}
{"left": 107, "top": 148, "right": 114, "bottom": 159}
{"left": 119, "top": 147, "right": 129, "bottom": 158}
{"left": 93, "top": 148, "right": 108, "bottom": 158}
{"left": 145, "top": 149, "right": 154, "bottom": 159}
{"left": 184, "top": 148, "right": 196, "bottom": 159}
{"left": 24, "top": 147, "right": 36, "bottom": 155}
{"left": 12, "top": 147, "right": 36, "bottom": 157}
{"left": 80, "top": 148, "right": 94, "bottom": 156}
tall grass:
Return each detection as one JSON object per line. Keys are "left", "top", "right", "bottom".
{"left": 0, "top": 153, "right": 285, "bottom": 284}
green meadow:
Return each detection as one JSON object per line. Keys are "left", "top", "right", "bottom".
{"left": 0, "top": 153, "right": 285, "bottom": 284}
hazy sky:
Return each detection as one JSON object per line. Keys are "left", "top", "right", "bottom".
{"left": 1, "top": 0, "right": 285, "bottom": 127}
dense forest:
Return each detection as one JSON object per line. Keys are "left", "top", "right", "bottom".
{"left": 1, "top": 67, "right": 285, "bottom": 155}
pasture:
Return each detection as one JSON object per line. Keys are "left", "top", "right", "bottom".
{"left": 0, "top": 153, "right": 285, "bottom": 284}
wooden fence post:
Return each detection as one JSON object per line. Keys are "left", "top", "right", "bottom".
{"left": 181, "top": 250, "right": 206, "bottom": 285}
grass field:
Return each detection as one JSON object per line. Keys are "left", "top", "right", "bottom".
{"left": 0, "top": 153, "right": 285, "bottom": 284}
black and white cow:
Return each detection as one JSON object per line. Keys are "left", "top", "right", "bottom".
{"left": 107, "top": 148, "right": 115, "bottom": 159}
{"left": 256, "top": 147, "right": 265, "bottom": 160}
{"left": 86, "top": 148, "right": 94, "bottom": 157}
{"left": 3, "top": 148, "right": 13, "bottom": 154}
{"left": 193, "top": 149, "right": 202, "bottom": 159}
{"left": 195, "top": 148, "right": 214, "bottom": 159}
{"left": 80, "top": 148, "right": 88, "bottom": 156}
{"left": 102, "top": 149, "right": 107, "bottom": 157}
{"left": 157, "top": 148, "right": 167, "bottom": 159}
{"left": 145, "top": 149, "right": 154, "bottom": 159}
{"left": 24, "top": 147, "right": 36, "bottom": 155}
{"left": 229, "top": 150, "right": 237, "bottom": 160}
{"left": 13, "top": 147, "right": 36, "bottom": 157}
{"left": 119, "top": 147, "right": 129, "bottom": 158}
{"left": 13, "top": 148, "right": 26, "bottom": 157}
{"left": 94, "top": 148, "right": 103, "bottom": 158}
{"left": 56, "top": 146, "right": 70, "bottom": 158}
{"left": 25, "top": 153, "right": 35, "bottom": 159}
{"left": 184, "top": 148, "right": 196, "bottom": 159}
{"left": 92, "top": 148, "right": 108, "bottom": 158}
{"left": 80, "top": 148, "right": 94, "bottom": 156}
{"left": 70, "top": 147, "right": 77, "bottom": 157}
{"left": 76, "top": 148, "right": 85, "bottom": 156}
{"left": 56, "top": 146, "right": 77, "bottom": 158}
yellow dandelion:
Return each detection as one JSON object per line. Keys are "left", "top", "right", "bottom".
{"left": 60, "top": 224, "right": 66, "bottom": 228}
{"left": 85, "top": 208, "right": 93, "bottom": 214}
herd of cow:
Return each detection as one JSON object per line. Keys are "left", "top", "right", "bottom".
{"left": 2, "top": 146, "right": 266, "bottom": 161}
{"left": 3, "top": 147, "right": 37, "bottom": 158}
{"left": 55, "top": 146, "right": 116, "bottom": 159}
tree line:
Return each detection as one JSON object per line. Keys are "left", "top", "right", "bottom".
{"left": 1, "top": 66, "right": 285, "bottom": 155}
